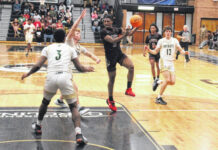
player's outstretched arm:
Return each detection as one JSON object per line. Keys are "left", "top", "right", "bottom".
{"left": 128, "top": 27, "right": 139, "bottom": 36}
{"left": 144, "top": 45, "right": 161, "bottom": 55}
{"left": 72, "top": 57, "right": 94, "bottom": 72}
{"left": 67, "top": 9, "right": 86, "bottom": 39}
{"left": 21, "top": 56, "right": 47, "bottom": 80}
{"left": 84, "top": 51, "right": 101, "bottom": 64}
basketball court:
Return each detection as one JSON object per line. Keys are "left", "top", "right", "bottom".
{"left": 0, "top": 43, "right": 217, "bottom": 150}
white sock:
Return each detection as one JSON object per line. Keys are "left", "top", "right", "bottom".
{"left": 37, "top": 120, "right": 42, "bottom": 125}
{"left": 158, "top": 95, "right": 162, "bottom": 98}
{"left": 75, "top": 127, "right": 82, "bottom": 134}
{"left": 157, "top": 80, "right": 163, "bottom": 84}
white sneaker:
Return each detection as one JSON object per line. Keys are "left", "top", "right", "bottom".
{"left": 54, "top": 99, "right": 67, "bottom": 108}
{"left": 78, "top": 107, "right": 90, "bottom": 116}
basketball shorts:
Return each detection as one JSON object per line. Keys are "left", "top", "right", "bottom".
{"left": 44, "top": 72, "right": 77, "bottom": 103}
{"left": 159, "top": 59, "right": 175, "bottom": 72}
{"left": 25, "top": 34, "right": 33, "bottom": 43}
{"left": 149, "top": 53, "right": 160, "bottom": 62}
{"left": 105, "top": 52, "right": 127, "bottom": 72}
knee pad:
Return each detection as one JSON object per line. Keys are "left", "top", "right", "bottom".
{"left": 42, "top": 98, "right": 50, "bottom": 106}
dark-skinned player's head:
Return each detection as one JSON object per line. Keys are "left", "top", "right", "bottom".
{"left": 54, "top": 29, "right": 65, "bottom": 43}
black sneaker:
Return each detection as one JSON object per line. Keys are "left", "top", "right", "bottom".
{"left": 76, "top": 134, "right": 88, "bottom": 145}
{"left": 32, "top": 122, "right": 42, "bottom": 134}
{"left": 156, "top": 97, "right": 167, "bottom": 105}
{"left": 152, "top": 78, "right": 159, "bottom": 91}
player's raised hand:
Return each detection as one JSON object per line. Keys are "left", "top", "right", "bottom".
{"left": 96, "top": 58, "right": 101, "bottom": 64}
{"left": 80, "top": 9, "right": 87, "bottom": 19}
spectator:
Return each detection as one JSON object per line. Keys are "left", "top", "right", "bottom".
{"left": 56, "top": 19, "right": 63, "bottom": 29}
{"left": 35, "top": 27, "right": 43, "bottom": 45}
{"left": 92, "top": 18, "right": 100, "bottom": 32}
{"left": 91, "top": 10, "right": 98, "bottom": 21}
{"left": 18, "top": 14, "right": 26, "bottom": 25}
{"left": 65, "top": 8, "right": 72, "bottom": 19}
{"left": 84, "top": 0, "right": 92, "bottom": 8}
{"left": 13, "top": 0, "right": 21, "bottom": 15}
{"left": 48, "top": 6, "right": 57, "bottom": 18}
{"left": 33, "top": 18, "right": 42, "bottom": 28}
{"left": 59, "top": 2, "right": 66, "bottom": 12}
{"left": 33, "top": 12, "right": 41, "bottom": 21}
{"left": 23, "top": 11, "right": 30, "bottom": 20}
{"left": 58, "top": 9, "right": 65, "bottom": 20}
{"left": 11, "top": 18, "right": 20, "bottom": 37}
{"left": 43, "top": 24, "right": 54, "bottom": 45}
{"left": 23, "top": 3, "right": 30, "bottom": 14}
{"left": 126, "top": 25, "right": 133, "bottom": 45}
{"left": 39, "top": 4, "right": 47, "bottom": 16}
{"left": 199, "top": 24, "right": 207, "bottom": 44}
{"left": 209, "top": 28, "right": 218, "bottom": 50}
{"left": 199, "top": 31, "right": 213, "bottom": 49}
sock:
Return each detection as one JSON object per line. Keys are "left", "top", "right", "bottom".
{"left": 153, "top": 77, "right": 155, "bottom": 80}
{"left": 158, "top": 95, "right": 162, "bottom": 98}
{"left": 75, "top": 127, "right": 82, "bottom": 134}
{"left": 37, "top": 120, "right": 42, "bottom": 126}
{"left": 127, "top": 81, "right": 132, "bottom": 89}
{"left": 58, "top": 99, "right": 63, "bottom": 103}
{"left": 109, "top": 96, "right": 113, "bottom": 101}
{"left": 77, "top": 104, "right": 81, "bottom": 110}
{"left": 157, "top": 80, "right": 162, "bottom": 84}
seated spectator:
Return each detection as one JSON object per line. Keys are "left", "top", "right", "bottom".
{"left": 64, "top": 18, "right": 73, "bottom": 30}
{"left": 23, "top": 3, "right": 30, "bottom": 14}
{"left": 13, "top": 0, "right": 21, "bottom": 15}
{"left": 39, "top": 4, "right": 47, "bottom": 16}
{"left": 92, "top": 18, "right": 100, "bottom": 32}
{"left": 91, "top": 10, "right": 98, "bottom": 21}
{"left": 33, "top": 12, "right": 41, "bottom": 21}
{"left": 48, "top": 6, "right": 57, "bottom": 18}
{"left": 18, "top": 14, "right": 26, "bottom": 25}
{"left": 199, "top": 31, "right": 213, "bottom": 49}
{"left": 35, "top": 27, "right": 43, "bottom": 45}
{"left": 33, "top": 18, "right": 42, "bottom": 28}
{"left": 59, "top": 2, "right": 66, "bottom": 12}
{"left": 58, "top": 9, "right": 65, "bottom": 20}
{"left": 65, "top": 8, "right": 72, "bottom": 19}
{"left": 209, "top": 29, "right": 218, "bottom": 50}
{"left": 43, "top": 24, "right": 54, "bottom": 45}
{"left": 84, "top": 0, "right": 93, "bottom": 8}
{"left": 23, "top": 11, "right": 30, "bottom": 20}
{"left": 56, "top": 19, "right": 63, "bottom": 29}
{"left": 11, "top": 18, "right": 20, "bottom": 37}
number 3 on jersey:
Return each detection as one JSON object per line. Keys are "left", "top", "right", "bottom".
{"left": 55, "top": 50, "right": 61, "bottom": 60}
{"left": 167, "top": 49, "right": 171, "bottom": 55}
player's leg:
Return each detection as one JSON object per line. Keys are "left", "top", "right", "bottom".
{"left": 107, "top": 70, "right": 117, "bottom": 112}
{"left": 32, "top": 90, "right": 55, "bottom": 134}
{"left": 121, "top": 56, "right": 135, "bottom": 97}
{"left": 149, "top": 57, "right": 156, "bottom": 80}
{"left": 184, "top": 43, "right": 190, "bottom": 62}
{"left": 156, "top": 71, "right": 171, "bottom": 105}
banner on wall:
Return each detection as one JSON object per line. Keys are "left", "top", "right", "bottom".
{"left": 138, "top": 0, "right": 175, "bottom": 5}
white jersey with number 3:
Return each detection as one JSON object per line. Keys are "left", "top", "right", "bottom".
{"left": 41, "top": 43, "right": 78, "bottom": 74}
{"left": 156, "top": 37, "right": 181, "bottom": 61}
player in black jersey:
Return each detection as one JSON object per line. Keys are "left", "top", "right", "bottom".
{"left": 144, "top": 24, "right": 162, "bottom": 90}
{"left": 100, "top": 15, "right": 138, "bottom": 112}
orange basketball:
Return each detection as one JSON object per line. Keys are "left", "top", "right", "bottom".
{"left": 130, "top": 15, "right": 142, "bottom": 28}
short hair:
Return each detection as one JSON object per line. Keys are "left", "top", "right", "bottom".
{"left": 163, "top": 26, "right": 172, "bottom": 33}
{"left": 104, "top": 15, "right": 113, "bottom": 21}
{"left": 54, "top": 29, "right": 65, "bottom": 43}
{"left": 75, "top": 28, "right": 80, "bottom": 33}
{"left": 149, "top": 23, "right": 159, "bottom": 33}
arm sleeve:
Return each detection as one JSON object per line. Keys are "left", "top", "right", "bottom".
{"left": 41, "top": 47, "right": 48, "bottom": 58}
{"left": 156, "top": 39, "right": 162, "bottom": 49}
{"left": 80, "top": 46, "right": 88, "bottom": 54}
{"left": 100, "top": 29, "right": 107, "bottom": 40}
{"left": 70, "top": 47, "right": 78, "bottom": 60}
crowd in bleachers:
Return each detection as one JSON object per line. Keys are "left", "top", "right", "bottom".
{"left": 88, "top": 0, "right": 115, "bottom": 33}
{"left": 10, "top": 0, "right": 74, "bottom": 44}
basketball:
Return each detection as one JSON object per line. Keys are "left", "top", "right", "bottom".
{"left": 130, "top": 15, "right": 142, "bottom": 28}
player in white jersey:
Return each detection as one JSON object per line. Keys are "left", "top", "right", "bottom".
{"left": 21, "top": 29, "right": 94, "bottom": 145}
{"left": 23, "top": 19, "right": 35, "bottom": 57}
{"left": 144, "top": 26, "right": 189, "bottom": 105}
{"left": 54, "top": 9, "right": 101, "bottom": 115}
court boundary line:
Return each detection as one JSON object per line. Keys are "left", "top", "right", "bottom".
{"left": 177, "top": 77, "right": 218, "bottom": 98}
{"left": 130, "top": 109, "right": 218, "bottom": 112}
